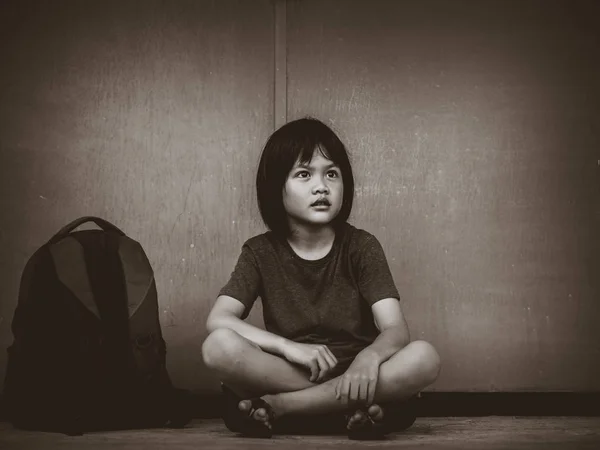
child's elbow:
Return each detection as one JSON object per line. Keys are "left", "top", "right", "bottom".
{"left": 205, "top": 295, "right": 246, "bottom": 334}
{"left": 392, "top": 323, "right": 411, "bottom": 349}
{"left": 205, "top": 311, "right": 222, "bottom": 334}
{"left": 206, "top": 309, "right": 237, "bottom": 334}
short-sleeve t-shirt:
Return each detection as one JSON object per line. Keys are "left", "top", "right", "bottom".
{"left": 218, "top": 222, "right": 400, "bottom": 364}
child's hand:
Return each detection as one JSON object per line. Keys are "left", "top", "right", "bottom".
{"left": 335, "top": 348, "right": 380, "bottom": 406}
{"left": 281, "top": 341, "right": 337, "bottom": 383}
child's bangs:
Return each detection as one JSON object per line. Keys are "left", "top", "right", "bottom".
{"left": 297, "top": 141, "right": 339, "bottom": 167}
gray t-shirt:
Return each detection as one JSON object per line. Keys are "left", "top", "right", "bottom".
{"left": 219, "top": 222, "right": 400, "bottom": 365}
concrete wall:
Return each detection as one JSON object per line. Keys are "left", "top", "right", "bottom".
{"left": 286, "top": 0, "right": 600, "bottom": 391}
{"left": 1, "top": 0, "right": 598, "bottom": 393}
{"left": 0, "top": 0, "right": 273, "bottom": 394}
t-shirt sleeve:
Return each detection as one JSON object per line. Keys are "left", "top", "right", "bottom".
{"left": 356, "top": 234, "right": 401, "bottom": 306}
{"left": 218, "top": 244, "right": 261, "bottom": 318}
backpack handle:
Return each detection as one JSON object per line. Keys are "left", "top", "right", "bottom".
{"left": 49, "top": 216, "right": 126, "bottom": 244}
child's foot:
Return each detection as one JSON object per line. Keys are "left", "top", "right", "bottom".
{"left": 238, "top": 395, "right": 276, "bottom": 432}
{"left": 221, "top": 385, "right": 276, "bottom": 438}
{"left": 346, "top": 404, "right": 387, "bottom": 440}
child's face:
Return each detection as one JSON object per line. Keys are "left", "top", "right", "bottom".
{"left": 283, "top": 148, "right": 343, "bottom": 230}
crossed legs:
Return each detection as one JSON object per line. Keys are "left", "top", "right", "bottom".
{"left": 202, "top": 328, "right": 440, "bottom": 432}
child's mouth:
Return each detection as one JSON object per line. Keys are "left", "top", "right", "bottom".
{"left": 311, "top": 199, "right": 331, "bottom": 207}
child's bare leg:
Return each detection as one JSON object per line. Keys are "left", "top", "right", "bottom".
{"left": 202, "top": 328, "right": 315, "bottom": 398}
{"left": 203, "top": 330, "right": 439, "bottom": 433}
{"left": 264, "top": 340, "right": 440, "bottom": 418}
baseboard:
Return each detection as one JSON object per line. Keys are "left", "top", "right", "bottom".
{"left": 185, "top": 391, "right": 600, "bottom": 419}
{"left": 411, "top": 392, "right": 600, "bottom": 417}
{"left": 2, "top": 392, "right": 599, "bottom": 422}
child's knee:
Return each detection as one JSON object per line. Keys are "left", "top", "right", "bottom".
{"left": 411, "top": 340, "right": 441, "bottom": 384}
{"left": 202, "top": 328, "right": 247, "bottom": 369}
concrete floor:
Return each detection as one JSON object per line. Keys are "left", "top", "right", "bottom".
{"left": 1, "top": 417, "right": 600, "bottom": 450}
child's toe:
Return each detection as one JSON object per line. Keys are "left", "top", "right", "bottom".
{"left": 347, "top": 409, "right": 367, "bottom": 429}
{"left": 238, "top": 401, "right": 272, "bottom": 428}
{"left": 367, "top": 404, "right": 384, "bottom": 422}
{"left": 346, "top": 404, "right": 388, "bottom": 440}
{"left": 238, "top": 400, "right": 251, "bottom": 413}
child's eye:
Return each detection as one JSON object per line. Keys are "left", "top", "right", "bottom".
{"left": 295, "top": 170, "right": 310, "bottom": 179}
{"left": 326, "top": 170, "right": 340, "bottom": 179}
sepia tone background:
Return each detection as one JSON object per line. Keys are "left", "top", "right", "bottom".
{"left": 0, "top": 0, "right": 598, "bottom": 395}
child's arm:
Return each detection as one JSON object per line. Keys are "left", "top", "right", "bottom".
{"left": 335, "top": 298, "right": 409, "bottom": 406}
{"left": 365, "top": 297, "right": 410, "bottom": 364}
{"left": 206, "top": 295, "right": 288, "bottom": 356}
{"left": 207, "top": 295, "right": 338, "bottom": 382}
{"left": 354, "top": 233, "right": 410, "bottom": 364}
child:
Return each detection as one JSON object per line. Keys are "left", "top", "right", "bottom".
{"left": 202, "top": 117, "right": 440, "bottom": 439}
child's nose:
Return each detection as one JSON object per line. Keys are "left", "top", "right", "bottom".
{"left": 313, "top": 180, "right": 330, "bottom": 194}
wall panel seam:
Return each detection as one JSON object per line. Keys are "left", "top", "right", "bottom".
{"left": 274, "top": 0, "right": 287, "bottom": 130}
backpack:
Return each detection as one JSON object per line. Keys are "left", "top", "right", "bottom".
{"left": 3, "top": 216, "right": 192, "bottom": 434}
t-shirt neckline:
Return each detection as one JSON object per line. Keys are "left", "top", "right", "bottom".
{"left": 282, "top": 226, "right": 345, "bottom": 266}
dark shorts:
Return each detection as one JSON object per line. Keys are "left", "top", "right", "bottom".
{"left": 321, "top": 355, "right": 355, "bottom": 382}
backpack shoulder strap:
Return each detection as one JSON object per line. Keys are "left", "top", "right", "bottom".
{"left": 117, "top": 236, "right": 155, "bottom": 319}
{"left": 49, "top": 236, "right": 101, "bottom": 319}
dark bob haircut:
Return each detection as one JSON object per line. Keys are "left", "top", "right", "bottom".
{"left": 256, "top": 117, "right": 355, "bottom": 237}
